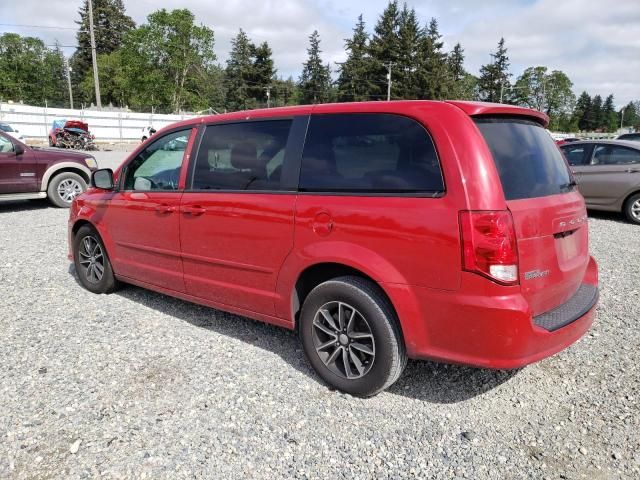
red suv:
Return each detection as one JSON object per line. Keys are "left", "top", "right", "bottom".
{"left": 68, "top": 101, "right": 599, "bottom": 396}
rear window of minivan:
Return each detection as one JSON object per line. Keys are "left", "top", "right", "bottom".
{"left": 475, "top": 117, "right": 573, "bottom": 200}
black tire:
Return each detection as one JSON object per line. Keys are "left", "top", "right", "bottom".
{"left": 299, "top": 276, "right": 407, "bottom": 397}
{"left": 623, "top": 193, "right": 640, "bottom": 225}
{"left": 141, "top": 136, "right": 147, "bottom": 143}
{"left": 48, "top": 137, "right": 53, "bottom": 147}
{"left": 47, "top": 171, "right": 87, "bottom": 208}
{"left": 73, "top": 225, "right": 119, "bottom": 294}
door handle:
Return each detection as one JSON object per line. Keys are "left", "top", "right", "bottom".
{"left": 155, "top": 204, "right": 175, "bottom": 214}
{"left": 182, "top": 205, "right": 207, "bottom": 216}
{"left": 626, "top": 168, "right": 640, "bottom": 173}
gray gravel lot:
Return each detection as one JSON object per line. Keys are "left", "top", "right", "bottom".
{"left": 0, "top": 203, "right": 638, "bottom": 479}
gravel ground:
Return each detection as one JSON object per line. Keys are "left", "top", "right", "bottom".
{"left": 0, "top": 204, "right": 638, "bottom": 479}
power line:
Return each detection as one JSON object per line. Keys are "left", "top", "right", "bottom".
{"left": 44, "top": 44, "right": 85, "bottom": 49}
{"left": 0, "top": 23, "right": 85, "bottom": 32}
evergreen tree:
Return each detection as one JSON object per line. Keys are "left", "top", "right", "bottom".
{"left": 250, "top": 41, "right": 276, "bottom": 105}
{"left": 298, "top": 31, "right": 332, "bottom": 104}
{"left": 477, "top": 38, "right": 511, "bottom": 103}
{"left": 602, "top": 94, "right": 617, "bottom": 132}
{"left": 591, "top": 94, "right": 603, "bottom": 130}
{"left": 272, "top": 76, "right": 298, "bottom": 107}
{"left": 448, "top": 43, "right": 465, "bottom": 82}
{"left": 71, "top": 0, "right": 135, "bottom": 105}
{"left": 395, "top": 5, "right": 421, "bottom": 99}
{"left": 574, "top": 91, "right": 592, "bottom": 131}
{"left": 336, "top": 15, "right": 375, "bottom": 102}
{"left": 448, "top": 44, "right": 477, "bottom": 101}
{"left": 49, "top": 42, "right": 70, "bottom": 106}
{"left": 447, "top": 43, "right": 476, "bottom": 100}
{"left": 620, "top": 101, "right": 640, "bottom": 130}
{"left": 416, "top": 18, "right": 450, "bottom": 100}
{"left": 368, "top": 1, "right": 401, "bottom": 99}
{"left": 225, "top": 29, "right": 255, "bottom": 111}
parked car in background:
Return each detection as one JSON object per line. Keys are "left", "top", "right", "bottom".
{"left": 560, "top": 140, "right": 640, "bottom": 224}
{"left": 141, "top": 126, "right": 157, "bottom": 142}
{"left": 0, "top": 122, "right": 25, "bottom": 142}
{"left": 69, "top": 101, "right": 598, "bottom": 396}
{"left": 0, "top": 131, "right": 97, "bottom": 207}
{"left": 556, "top": 137, "right": 580, "bottom": 146}
{"left": 616, "top": 132, "right": 640, "bottom": 142}
{"left": 49, "top": 119, "right": 97, "bottom": 150}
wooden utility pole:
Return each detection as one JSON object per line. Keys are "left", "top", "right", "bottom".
{"left": 64, "top": 56, "right": 74, "bottom": 109}
{"left": 88, "top": 0, "right": 102, "bottom": 109}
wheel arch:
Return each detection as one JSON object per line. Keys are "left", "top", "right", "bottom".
{"left": 41, "top": 163, "right": 91, "bottom": 191}
{"left": 290, "top": 262, "right": 403, "bottom": 338}
{"left": 71, "top": 218, "right": 95, "bottom": 237}
{"left": 622, "top": 189, "right": 640, "bottom": 210}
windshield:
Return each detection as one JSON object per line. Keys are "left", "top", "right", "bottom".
{"left": 0, "top": 124, "right": 14, "bottom": 132}
{"left": 475, "top": 117, "right": 573, "bottom": 200}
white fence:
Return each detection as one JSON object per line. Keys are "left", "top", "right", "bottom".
{"left": 0, "top": 102, "right": 198, "bottom": 142}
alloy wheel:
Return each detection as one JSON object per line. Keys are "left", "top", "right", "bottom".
{"left": 57, "top": 178, "right": 83, "bottom": 203}
{"left": 78, "top": 235, "right": 105, "bottom": 284}
{"left": 631, "top": 199, "right": 640, "bottom": 222}
{"left": 312, "top": 301, "right": 376, "bottom": 379}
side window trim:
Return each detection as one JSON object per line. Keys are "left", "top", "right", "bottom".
{"left": 582, "top": 144, "right": 596, "bottom": 166}
{"left": 591, "top": 144, "right": 607, "bottom": 166}
{"left": 281, "top": 115, "right": 309, "bottom": 191}
{"left": 185, "top": 116, "right": 305, "bottom": 193}
{"left": 119, "top": 128, "right": 193, "bottom": 192}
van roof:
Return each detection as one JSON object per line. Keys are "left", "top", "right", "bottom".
{"left": 168, "top": 100, "right": 549, "bottom": 131}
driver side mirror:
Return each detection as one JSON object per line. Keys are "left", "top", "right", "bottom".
{"left": 92, "top": 168, "right": 115, "bottom": 190}
{"left": 14, "top": 143, "right": 24, "bottom": 156}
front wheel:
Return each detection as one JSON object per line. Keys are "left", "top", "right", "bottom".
{"left": 47, "top": 172, "right": 86, "bottom": 208}
{"left": 299, "top": 276, "right": 407, "bottom": 397}
{"left": 624, "top": 193, "right": 640, "bottom": 225}
{"left": 73, "top": 225, "right": 119, "bottom": 294}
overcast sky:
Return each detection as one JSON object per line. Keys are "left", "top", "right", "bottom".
{"left": 1, "top": 0, "right": 638, "bottom": 107}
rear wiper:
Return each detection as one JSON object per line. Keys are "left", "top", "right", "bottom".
{"left": 559, "top": 180, "right": 577, "bottom": 191}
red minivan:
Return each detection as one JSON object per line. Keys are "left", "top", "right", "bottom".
{"left": 68, "top": 101, "right": 598, "bottom": 396}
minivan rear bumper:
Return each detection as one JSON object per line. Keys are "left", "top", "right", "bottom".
{"left": 382, "top": 255, "right": 598, "bottom": 370}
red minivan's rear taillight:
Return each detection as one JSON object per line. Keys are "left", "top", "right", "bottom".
{"left": 460, "top": 210, "right": 519, "bottom": 285}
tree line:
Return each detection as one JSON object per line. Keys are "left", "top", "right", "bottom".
{"left": 0, "top": 0, "right": 638, "bottom": 132}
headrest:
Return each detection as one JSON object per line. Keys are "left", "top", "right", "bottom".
{"left": 230, "top": 142, "right": 258, "bottom": 170}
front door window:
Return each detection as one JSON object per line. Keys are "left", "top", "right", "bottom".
{"left": 123, "top": 130, "right": 191, "bottom": 191}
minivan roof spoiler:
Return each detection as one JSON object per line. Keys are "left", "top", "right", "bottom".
{"left": 446, "top": 101, "right": 549, "bottom": 127}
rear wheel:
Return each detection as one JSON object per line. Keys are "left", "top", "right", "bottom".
{"left": 47, "top": 172, "right": 86, "bottom": 208}
{"left": 73, "top": 225, "right": 118, "bottom": 294}
{"left": 299, "top": 276, "right": 406, "bottom": 397}
{"left": 624, "top": 193, "right": 640, "bottom": 225}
